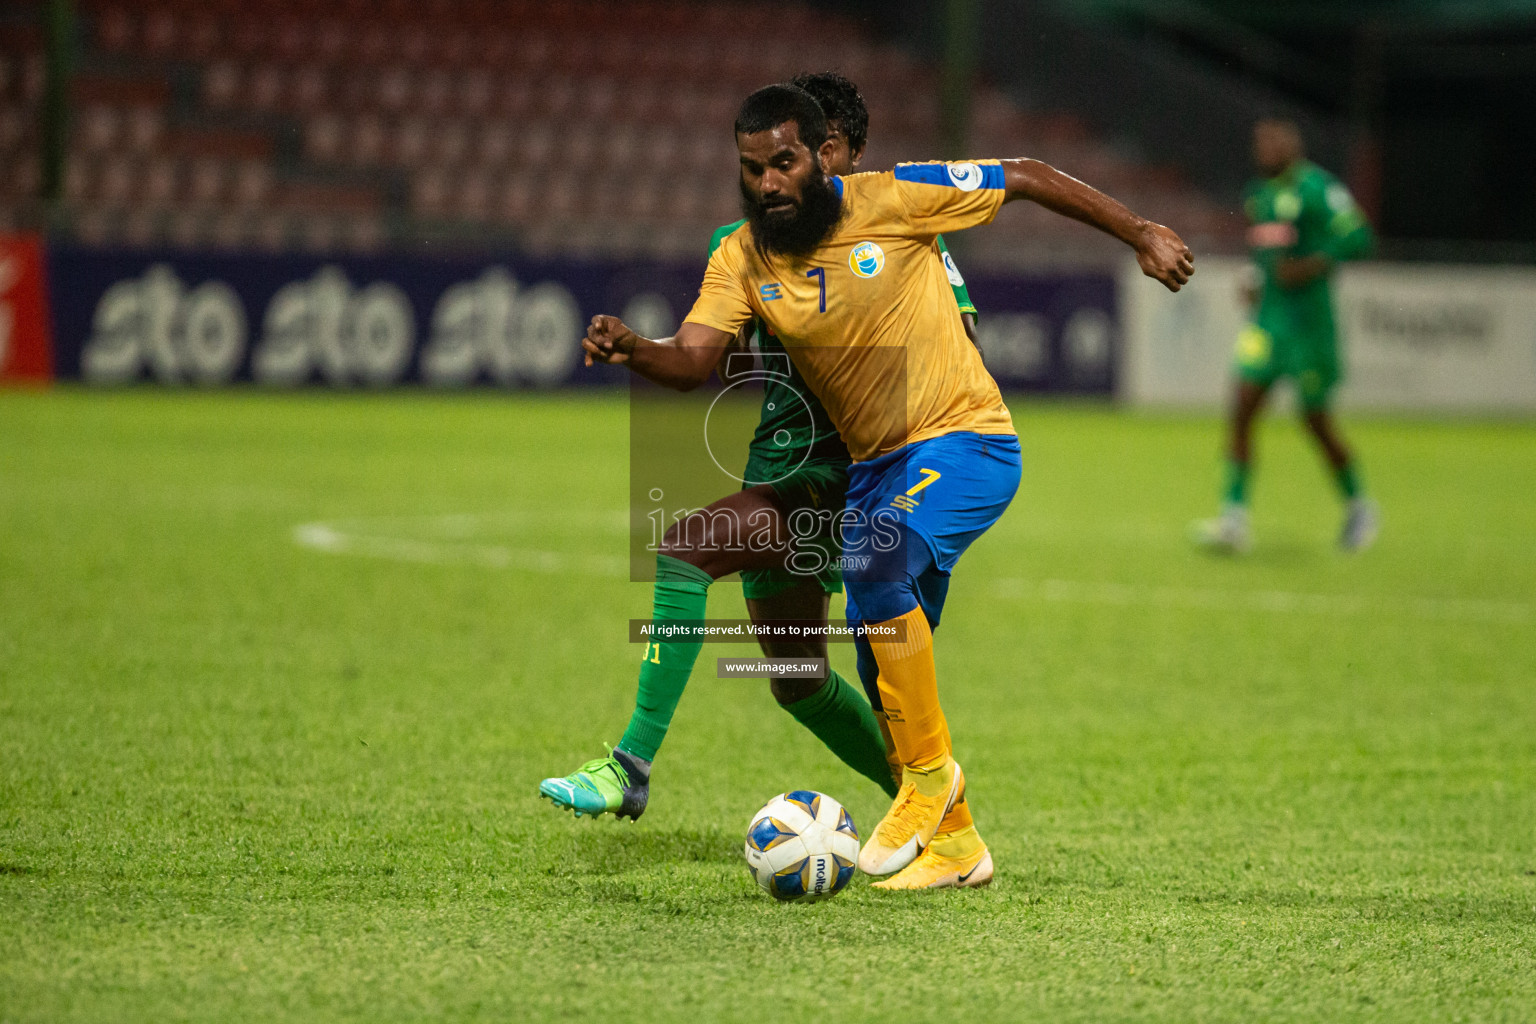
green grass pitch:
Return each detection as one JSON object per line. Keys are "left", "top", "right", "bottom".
{"left": 2, "top": 389, "right": 1533, "bottom": 1023}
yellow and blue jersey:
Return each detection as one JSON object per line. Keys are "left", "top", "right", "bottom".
{"left": 685, "top": 162, "right": 1015, "bottom": 463}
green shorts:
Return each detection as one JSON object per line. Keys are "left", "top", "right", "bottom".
{"left": 1234, "top": 323, "right": 1340, "bottom": 412}
{"left": 739, "top": 456, "right": 849, "bottom": 601}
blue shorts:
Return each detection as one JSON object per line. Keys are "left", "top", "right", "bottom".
{"left": 841, "top": 431, "right": 1021, "bottom": 623}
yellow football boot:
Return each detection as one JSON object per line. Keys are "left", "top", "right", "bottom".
{"left": 871, "top": 824, "right": 993, "bottom": 890}
{"left": 857, "top": 757, "right": 964, "bottom": 876}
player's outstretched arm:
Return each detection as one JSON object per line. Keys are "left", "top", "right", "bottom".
{"left": 581, "top": 315, "right": 734, "bottom": 391}
{"left": 1001, "top": 159, "right": 1194, "bottom": 292}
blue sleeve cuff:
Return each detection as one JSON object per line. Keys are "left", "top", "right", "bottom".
{"left": 893, "top": 162, "right": 1005, "bottom": 190}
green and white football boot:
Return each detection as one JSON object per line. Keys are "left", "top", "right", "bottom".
{"left": 1190, "top": 502, "right": 1252, "bottom": 555}
{"left": 539, "top": 747, "right": 650, "bottom": 821}
{"left": 1339, "top": 498, "right": 1380, "bottom": 553}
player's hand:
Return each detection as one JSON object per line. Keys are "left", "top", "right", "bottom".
{"left": 582, "top": 315, "right": 639, "bottom": 366}
{"left": 1134, "top": 222, "right": 1195, "bottom": 292}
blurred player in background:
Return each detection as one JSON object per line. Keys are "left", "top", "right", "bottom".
{"left": 1193, "top": 118, "right": 1378, "bottom": 554}
{"left": 583, "top": 84, "right": 1192, "bottom": 888}
{"left": 538, "top": 73, "right": 980, "bottom": 823}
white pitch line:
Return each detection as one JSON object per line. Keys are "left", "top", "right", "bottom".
{"left": 991, "top": 577, "right": 1532, "bottom": 624}
{"left": 292, "top": 521, "right": 626, "bottom": 575}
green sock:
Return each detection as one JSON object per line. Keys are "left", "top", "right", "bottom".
{"left": 782, "top": 670, "right": 899, "bottom": 798}
{"left": 1334, "top": 461, "right": 1362, "bottom": 500}
{"left": 617, "top": 554, "right": 713, "bottom": 762}
{"left": 1223, "top": 458, "right": 1250, "bottom": 506}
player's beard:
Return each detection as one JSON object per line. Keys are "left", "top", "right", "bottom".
{"left": 742, "top": 168, "right": 844, "bottom": 260}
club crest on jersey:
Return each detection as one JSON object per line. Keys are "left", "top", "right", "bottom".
{"left": 848, "top": 241, "right": 885, "bottom": 278}
{"left": 946, "top": 162, "right": 983, "bottom": 192}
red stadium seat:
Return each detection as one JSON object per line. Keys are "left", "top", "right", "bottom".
{"left": 288, "top": 65, "right": 330, "bottom": 115}
{"left": 375, "top": 67, "right": 414, "bottom": 114}
{"left": 38, "top": 0, "right": 1237, "bottom": 262}
{"left": 312, "top": 17, "right": 348, "bottom": 64}
{"left": 201, "top": 60, "right": 240, "bottom": 108}
{"left": 167, "top": 208, "right": 210, "bottom": 249}
{"left": 244, "top": 63, "right": 285, "bottom": 113}
{"left": 456, "top": 69, "right": 494, "bottom": 117}
{"left": 139, "top": 156, "right": 179, "bottom": 208}
{"left": 392, "top": 117, "right": 429, "bottom": 168}
{"left": 186, "top": 157, "right": 229, "bottom": 206}
{"left": 230, "top": 160, "right": 273, "bottom": 208}
{"left": 94, "top": 6, "right": 136, "bottom": 54}
{"left": 253, "top": 209, "right": 291, "bottom": 250}
{"left": 63, "top": 155, "right": 96, "bottom": 205}
{"left": 411, "top": 167, "right": 453, "bottom": 219}
{"left": 140, "top": 6, "right": 179, "bottom": 56}
{"left": 181, "top": 10, "right": 222, "bottom": 60}
{"left": 497, "top": 172, "right": 539, "bottom": 224}
{"left": 474, "top": 123, "right": 514, "bottom": 169}
{"left": 0, "top": 107, "right": 26, "bottom": 154}
{"left": 348, "top": 114, "right": 387, "bottom": 168}
{"left": 121, "top": 206, "right": 159, "bottom": 247}
{"left": 76, "top": 104, "right": 120, "bottom": 153}
{"left": 432, "top": 120, "right": 471, "bottom": 168}
{"left": 304, "top": 113, "right": 345, "bottom": 163}
{"left": 97, "top": 155, "right": 138, "bottom": 206}
{"left": 511, "top": 121, "right": 556, "bottom": 170}
{"left": 455, "top": 170, "right": 493, "bottom": 221}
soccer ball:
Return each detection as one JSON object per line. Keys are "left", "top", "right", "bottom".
{"left": 744, "top": 790, "right": 860, "bottom": 903}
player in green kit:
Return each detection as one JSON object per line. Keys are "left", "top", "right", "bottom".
{"left": 1193, "top": 118, "right": 1379, "bottom": 554}
{"left": 539, "top": 73, "right": 980, "bottom": 820}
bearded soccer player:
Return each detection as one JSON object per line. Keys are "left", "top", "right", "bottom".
{"left": 538, "top": 73, "right": 980, "bottom": 821}
{"left": 583, "top": 84, "right": 1192, "bottom": 889}
{"left": 1192, "top": 118, "right": 1377, "bottom": 553}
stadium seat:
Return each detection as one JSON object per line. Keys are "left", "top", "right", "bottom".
{"left": 94, "top": 6, "right": 136, "bottom": 53}
{"left": 288, "top": 65, "right": 329, "bottom": 116}
{"left": 97, "top": 156, "right": 137, "bottom": 206}
{"left": 348, "top": 115, "right": 387, "bottom": 168}
{"left": 411, "top": 168, "right": 453, "bottom": 220}
{"left": 496, "top": 172, "right": 539, "bottom": 225}
{"left": 26, "top": 0, "right": 1244, "bottom": 258}
{"left": 201, "top": 60, "right": 240, "bottom": 108}
{"left": 457, "top": 69, "right": 494, "bottom": 117}
{"left": 0, "top": 107, "right": 25, "bottom": 154}
{"left": 139, "top": 156, "right": 179, "bottom": 208}
{"left": 245, "top": 62, "right": 285, "bottom": 113}
{"left": 230, "top": 161, "right": 273, "bottom": 208}
{"left": 62, "top": 156, "right": 95, "bottom": 205}
{"left": 304, "top": 114, "right": 345, "bottom": 164}
{"left": 433, "top": 120, "right": 472, "bottom": 169}
{"left": 122, "top": 105, "right": 164, "bottom": 153}
{"left": 120, "top": 206, "right": 159, "bottom": 247}
{"left": 76, "top": 104, "right": 120, "bottom": 153}
{"left": 474, "top": 123, "right": 514, "bottom": 169}
{"left": 455, "top": 170, "right": 493, "bottom": 222}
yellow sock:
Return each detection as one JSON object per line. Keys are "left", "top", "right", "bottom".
{"left": 875, "top": 688, "right": 952, "bottom": 791}
{"left": 938, "top": 796, "right": 974, "bottom": 834}
{"left": 929, "top": 823, "right": 984, "bottom": 858}
{"left": 870, "top": 607, "right": 948, "bottom": 770}
{"left": 930, "top": 797, "right": 983, "bottom": 857}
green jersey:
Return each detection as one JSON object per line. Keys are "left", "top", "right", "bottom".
{"left": 1243, "top": 160, "right": 1373, "bottom": 344}
{"left": 706, "top": 220, "right": 978, "bottom": 470}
